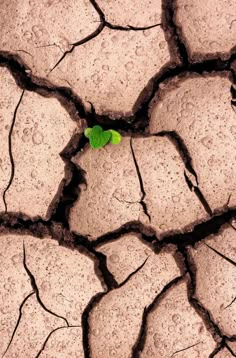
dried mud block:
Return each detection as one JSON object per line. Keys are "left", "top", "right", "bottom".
{"left": 25, "top": 237, "right": 104, "bottom": 327}
{"left": 0, "top": 235, "right": 32, "bottom": 357}
{"left": 97, "top": 0, "right": 162, "bottom": 27}
{"left": 0, "top": 0, "right": 99, "bottom": 77}
{"left": 97, "top": 233, "right": 153, "bottom": 284}
{"left": 132, "top": 137, "right": 206, "bottom": 234}
{"left": 5, "top": 91, "right": 77, "bottom": 218}
{"left": 39, "top": 327, "right": 84, "bottom": 358}
{"left": 4, "top": 294, "right": 62, "bottom": 358}
{"left": 190, "top": 225, "right": 236, "bottom": 336}
{"left": 150, "top": 74, "right": 236, "bottom": 214}
{"left": 175, "top": 0, "right": 236, "bottom": 61}
{"left": 69, "top": 138, "right": 142, "bottom": 239}
{"left": 89, "top": 251, "right": 180, "bottom": 358}
{"left": 0, "top": 68, "right": 22, "bottom": 212}
{"left": 50, "top": 27, "right": 172, "bottom": 118}
{"left": 140, "top": 278, "right": 215, "bottom": 358}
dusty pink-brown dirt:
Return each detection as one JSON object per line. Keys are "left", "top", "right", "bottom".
{"left": 1, "top": 0, "right": 236, "bottom": 357}
{"left": 174, "top": 0, "right": 236, "bottom": 61}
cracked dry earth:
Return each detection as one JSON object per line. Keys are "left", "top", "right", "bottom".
{"left": 1, "top": 1, "right": 236, "bottom": 358}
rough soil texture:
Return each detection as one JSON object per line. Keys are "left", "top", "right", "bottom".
{"left": 1, "top": 0, "right": 236, "bottom": 357}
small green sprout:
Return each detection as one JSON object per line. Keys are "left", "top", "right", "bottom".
{"left": 84, "top": 125, "right": 122, "bottom": 149}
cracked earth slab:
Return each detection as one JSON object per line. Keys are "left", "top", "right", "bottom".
{"left": 150, "top": 73, "right": 236, "bottom": 215}
{"left": 69, "top": 136, "right": 206, "bottom": 239}
{"left": 139, "top": 276, "right": 216, "bottom": 358}
{"left": 0, "top": 0, "right": 99, "bottom": 77}
{"left": 190, "top": 224, "right": 236, "bottom": 337}
{"left": 0, "top": 67, "right": 79, "bottom": 218}
{"left": 0, "top": 234, "right": 104, "bottom": 357}
{"left": 88, "top": 247, "right": 180, "bottom": 357}
{"left": 174, "top": 0, "right": 236, "bottom": 61}
{"left": 49, "top": 25, "right": 176, "bottom": 118}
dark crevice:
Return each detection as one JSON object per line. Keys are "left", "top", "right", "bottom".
{"left": 174, "top": 248, "right": 236, "bottom": 357}
{"left": 35, "top": 325, "right": 81, "bottom": 358}
{"left": 50, "top": 135, "right": 87, "bottom": 228}
{"left": 132, "top": 275, "right": 185, "bottom": 356}
{"left": 0, "top": 52, "right": 87, "bottom": 120}
{"left": 130, "top": 137, "right": 151, "bottom": 223}
{"left": 2, "top": 90, "right": 24, "bottom": 213}
{"left": 89, "top": 249, "right": 118, "bottom": 290}
{"left": 1, "top": 52, "right": 236, "bottom": 134}
{"left": 2, "top": 291, "right": 35, "bottom": 357}
{"left": 23, "top": 241, "right": 69, "bottom": 326}
{"left": 182, "top": 248, "right": 223, "bottom": 342}
{"left": 82, "top": 256, "right": 150, "bottom": 358}
{"left": 1, "top": 206, "right": 236, "bottom": 256}
{"left": 82, "top": 292, "right": 106, "bottom": 358}
{"left": 91, "top": 221, "right": 156, "bottom": 249}
{"left": 162, "top": 0, "right": 189, "bottom": 65}
{"left": 158, "top": 208, "right": 236, "bottom": 248}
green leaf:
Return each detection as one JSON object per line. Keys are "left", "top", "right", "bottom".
{"left": 89, "top": 125, "right": 112, "bottom": 149}
{"left": 84, "top": 127, "right": 92, "bottom": 138}
{"left": 109, "top": 129, "right": 122, "bottom": 144}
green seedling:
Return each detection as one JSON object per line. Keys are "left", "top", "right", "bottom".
{"left": 84, "top": 125, "right": 122, "bottom": 149}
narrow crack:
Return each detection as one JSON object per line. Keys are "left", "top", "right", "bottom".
{"left": 23, "top": 241, "right": 69, "bottom": 326}
{"left": 130, "top": 137, "right": 151, "bottom": 223}
{"left": 226, "top": 343, "right": 236, "bottom": 357}
{"left": 119, "top": 256, "right": 149, "bottom": 288}
{"left": 2, "top": 291, "right": 35, "bottom": 357}
{"left": 35, "top": 324, "right": 81, "bottom": 358}
{"left": 155, "top": 131, "right": 198, "bottom": 184}
{"left": 204, "top": 243, "right": 236, "bottom": 267}
{"left": 184, "top": 170, "right": 213, "bottom": 216}
{"left": 2, "top": 90, "right": 24, "bottom": 213}
{"left": 170, "top": 341, "right": 201, "bottom": 357}
{"left": 132, "top": 275, "right": 185, "bottom": 356}
{"left": 223, "top": 297, "right": 236, "bottom": 311}
{"left": 154, "top": 130, "right": 213, "bottom": 216}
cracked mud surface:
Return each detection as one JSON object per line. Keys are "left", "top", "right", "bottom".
{"left": 1, "top": 0, "right": 236, "bottom": 357}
